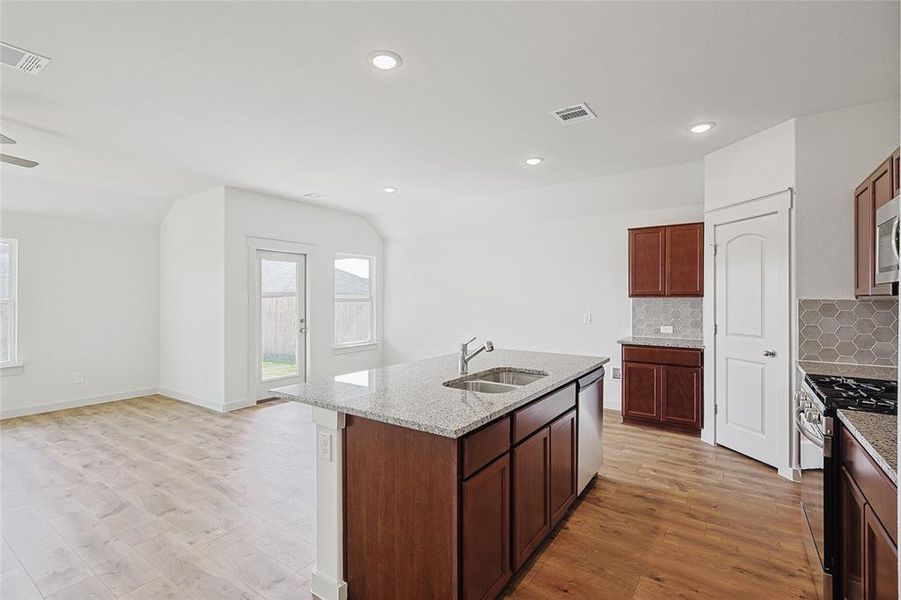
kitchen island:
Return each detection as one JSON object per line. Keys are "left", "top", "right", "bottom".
{"left": 273, "top": 349, "right": 608, "bottom": 600}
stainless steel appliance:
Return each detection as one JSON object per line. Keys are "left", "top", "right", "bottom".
{"left": 874, "top": 195, "right": 900, "bottom": 285}
{"left": 577, "top": 367, "right": 605, "bottom": 494}
{"left": 796, "top": 373, "right": 898, "bottom": 600}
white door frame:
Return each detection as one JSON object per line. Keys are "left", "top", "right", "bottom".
{"left": 702, "top": 188, "right": 795, "bottom": 479}
{"left": 247, "top": 236, "right": 316, "bottom": 403}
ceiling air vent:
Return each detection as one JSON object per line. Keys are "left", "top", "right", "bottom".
{"left": 550, "top": 103, "right": 597, "bottom": 126}
{"left": 1, "top": 42, "right": 51, "bottom": 74}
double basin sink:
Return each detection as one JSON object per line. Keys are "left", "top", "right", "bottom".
{"left": 443, "top": 368, "right": 548, "bottom": 394}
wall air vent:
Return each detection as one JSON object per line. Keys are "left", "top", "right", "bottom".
{"left": 550, "top": 103, "right": 597, "bottom": 126}
{"left": 1, "top": 42, "right": 51, "bottom": 74}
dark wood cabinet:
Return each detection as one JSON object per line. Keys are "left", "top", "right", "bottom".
{"left": 621, "top": 345, "right": 702, "bottom": 435}
{"left": 661, "top": 365, "right": 702, "bottom": 427}
{"left": 512, "top": 427, "right": 550, "bottom": 570}
{"left": 839, "top": 426, "right": 898, "bottom": 600}
{"left": 622, "top": 361, "right": 660, "bottom": 421}
{"left": 462, "top": 454, "right": 511, "bottom": 600}
{"left": 892, "top": 149, "right": 900, "bottom": 197}
{"left": 854, "top": 151, "right": 898, "bottom": 298}
{"left": 548, "top": 409, "right": 577, "bottom": 527}
{"left": 665, "top": 223, "right": 704, "bottom": 296}
{"left": 629, "top": 222, "right": 703, "bottom": 297}
{"left": 628, "top": 226, "right": 666, "bottom": 296}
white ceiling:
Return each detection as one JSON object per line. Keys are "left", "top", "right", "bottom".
{"left": 1, "top": 1, "right": 898, "bottom": 232}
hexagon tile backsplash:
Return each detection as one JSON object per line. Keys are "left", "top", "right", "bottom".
{"left": 798, "top": 299, "right": 898, "bottom": 366}
{"left": 632, "top": 298, "right": 703, "bottom": 339}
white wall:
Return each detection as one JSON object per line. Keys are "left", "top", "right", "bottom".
{"left": 705, "top": 119, "right": 797, "bottom": 211}
{"left": 795, "top": 98, "right": 900, "bottom": 298}
{"left": 223, "top": 188, "right": 384, "bottom": 408}
{"left": 0, "top": 212, "right": 159, "bottom": 417}
{"left": 158, "top": 187, "right": 226, "bottom": 409}
{"left": 383, "top": 164, "right": 704, "bottom": 409}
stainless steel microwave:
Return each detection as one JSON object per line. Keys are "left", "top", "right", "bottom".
{"left": 874, "top": 195, "right": 900, "bottom": 285}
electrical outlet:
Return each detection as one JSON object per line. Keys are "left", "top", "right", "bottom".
{"left": 74, "top": 372, "right": 85, "bottom": 384}
{"left": 612, "top": 367, "right": 621, "bottom": 380}
{"left": 660, "top": 325, "right": 674, "bottom": 334}
{"left": 583, "top": 312, "right": 592, "bottom": 324}
{"left": 318, "top": 432, "right": 332, "bottom": 462}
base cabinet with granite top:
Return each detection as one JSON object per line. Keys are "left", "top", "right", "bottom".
{"left": 839, "top": 427, "right": 897, "bottom": 600}
{"left": 343, "top": 380, "right": 586, "bottom": 600}
{"left": 621, "top": 344, "right": 703, "bottom": 435}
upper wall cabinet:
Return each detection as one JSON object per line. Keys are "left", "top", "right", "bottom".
{"left": 854, "top": 149, "right": 899, "bottom": 298}
{"left": 629, "top": 222, "right": 704, "bottom": 297}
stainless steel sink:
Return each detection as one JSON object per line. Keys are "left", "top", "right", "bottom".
{"left": 443, "top": 368, "right": 549, "bottom": 393}
{"left": 477, "top": 370, "right": 547, "bottom": 386}
{"left": 447, "top": 381, "right": 519, "bottom": 393}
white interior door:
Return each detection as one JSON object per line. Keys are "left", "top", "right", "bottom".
{"left": 714, "top": 210, "right": 789, "bottom": 469}
{"left": 255, "top": 250, "right": 306, "bottom": 399}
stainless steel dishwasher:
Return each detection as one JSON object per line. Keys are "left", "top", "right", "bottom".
{"left": 577, "top": 367, "right": 605, "bottom": 494}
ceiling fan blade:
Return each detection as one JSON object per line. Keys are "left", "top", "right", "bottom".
{"left": 0, "top": 153, "right": 38, "bottom": 168}
{"left": 0, "top": 134, "right": 16, "bottom": 144}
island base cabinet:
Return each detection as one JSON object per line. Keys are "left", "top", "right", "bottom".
{"left": 512, "top": 428, "right": 550, "bottom": 570}
{"left": 864, "top": 505, "right": 898, "bottom": 600}
{"left": 462, "top": 454, "right": 511, "bottom": 600}
{"left": 549, "top": 409, "right": 577, "bottom": 527}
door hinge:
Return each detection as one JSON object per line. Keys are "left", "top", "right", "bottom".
{"left": 714, "top": 323, "right": 718, "bottom": 335}
{"left": 714, "top": 404, "right": 718, "bottom": 415}
{"left": 712, "top": 244, "right": 718, "bottom": 256}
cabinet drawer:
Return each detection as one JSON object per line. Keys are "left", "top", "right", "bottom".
{"left": 512, "top": 383, "right": 576, "bottom": 444}
{"left": 622, "top": 345, "right": 702, "bottom": 368}
{"left": 462, "top": 417, "right": 510, "bottom": 479}
{"left": 841, "top": 427, "right": 897, "bottom": 544}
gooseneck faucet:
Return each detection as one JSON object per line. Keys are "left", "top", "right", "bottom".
{"left": 459, "top": 337, "right": 494, "bottom": 375}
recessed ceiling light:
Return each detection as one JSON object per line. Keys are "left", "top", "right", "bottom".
{"left": 383, "top": 186, "right": 397, "bottom": 194}
{"left": 525, "top": 157, "right": 544, "bottom": 166}
{"left": 689, "top": 122, "right": 716, "bottom": 134}
{"left": 368, "top": 51, "right": 402, "bottom": 70}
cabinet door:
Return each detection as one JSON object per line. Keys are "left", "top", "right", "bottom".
{"left": 660, "top": 365, "right": 702, "bottom": 429}
{"left": 841, "top": 466, "right": 866, "bottom": 600}
{"left": 622, "top": 361, "right": 660, "bottom": 421}
{"left": 872, "top": 158, "right": 893, "bottom": 209}
{"left": 629, "top": 227, "right": 666, "bottom": 296}
{"left": 664, "top": 223, "right": 704, "bottom": 296}
{"left": 512, "top": 428, "right": 550, "bottom": 570}
{"left": 462, "top": 454, "right": 511, "bottom": 600}
{"left": 864, "top": 504, "right": 898, "bottom": 600}
{"left": 892, "top": 149, "right": 899, "bottom": 198}
{"left": 549, "top": 409, "right": 576, "bottom": 527}
{"left": 855, "top": 180, "right": 892, "bottom": 297}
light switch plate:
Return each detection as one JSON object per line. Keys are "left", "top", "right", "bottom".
{"left": 583, "top": 312, "right": 592, "bottom": 324}
{"left": 74, "top": 372, "right": 85, "bottom": 384}
{"left": 660, "top": 325, "right": 674, "bottom": 334}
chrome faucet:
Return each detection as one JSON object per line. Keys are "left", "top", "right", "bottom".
{"left": 459, "top": 337, "right": 494, "bottom": 375}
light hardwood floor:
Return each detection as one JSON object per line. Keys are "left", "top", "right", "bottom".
{"left": 0, "top": 399, "right": 817, "bottom": 599}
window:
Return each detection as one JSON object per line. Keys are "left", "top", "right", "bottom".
{"left": 334, "top": 254, "right": 376, "bottom": 347}
{"left": 0, "top": 238, "right": 18, "bottom": 367}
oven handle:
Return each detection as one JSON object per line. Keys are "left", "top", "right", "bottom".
{"left": 795, "top": 405, "right": 824, "bottom": 448}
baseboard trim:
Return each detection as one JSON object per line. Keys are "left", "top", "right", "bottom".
{"left": 0, "top": 388, "right": 159, "bottom": 419}
{"left": 157, "top": 387, "right": 226, "bottom": 413}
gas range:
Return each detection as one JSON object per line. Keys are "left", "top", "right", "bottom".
{"left": 803, "top": 373, "right": 897, "bottom": 415}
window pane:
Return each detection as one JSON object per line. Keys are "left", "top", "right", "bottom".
{"left": 335, "top": 300, "right": 372, "bottom": 345}
{"left": 261, "top": 259, "right": 298, "bottom": 380}
{"left": 0, "top": 303, "right": 10, "bottom": 364}
{"left": 335, "top": 257, "right": 370, "bottom": 299}
{"left": 0, "top": 242, "right": 9, "bottom": 300}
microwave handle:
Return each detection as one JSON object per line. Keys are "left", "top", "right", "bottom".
{"left": 893, "top": 217, "right": 900, "bottom": 259}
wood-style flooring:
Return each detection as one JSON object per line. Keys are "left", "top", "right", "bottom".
{"left": 0, "top": 398, "right": 817, "bottom": 599}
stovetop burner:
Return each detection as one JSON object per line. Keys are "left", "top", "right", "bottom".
{"left": 805, "top": 374, "right": 897, "bottom": 415}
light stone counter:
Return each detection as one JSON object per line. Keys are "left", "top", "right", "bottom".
{"left": 798, "top": 360, "right": 897, "bottom": 382}
{"left": 837, "top": 409, "right": 897, "bottom": 484}
{"left": 272, "top": 349, "right": 608, "bottom": 438}
{"left": 617, "top": 336, "right": 704, "bottom": 350}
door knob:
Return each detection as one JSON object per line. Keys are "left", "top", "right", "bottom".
{"left": 763, "top": 350, "right": 776, "bottom": 358}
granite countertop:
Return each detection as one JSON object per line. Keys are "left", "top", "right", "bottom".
{"left": 836, "top": 410, "right": 897, "bottom": 484}
{"left": 617, "top": 336, "right": 704, "bottom": 350}
{"left": 271, "top": 349, "right": 608, "bottom": 438}
{"left": 798, "top": 361, "right": 898, "bottom": 382}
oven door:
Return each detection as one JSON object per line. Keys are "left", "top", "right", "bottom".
{"left": 874, "top": 196, "right": 900, "bottom": 285}
{"left": 797, "top": 387, "right": 834, "bottom": 599}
